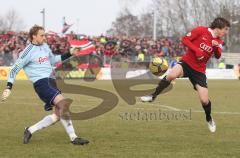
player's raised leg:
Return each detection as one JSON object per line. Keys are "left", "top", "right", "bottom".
{"left": 141, "top": 64, "right": 184, "bottom": 102}
{"left": 195, "top": 84, "right": 216, "bottom": 133}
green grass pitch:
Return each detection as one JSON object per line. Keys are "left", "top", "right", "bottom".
{"left": 0, "top": 80, "right": 240, "bottom": 158}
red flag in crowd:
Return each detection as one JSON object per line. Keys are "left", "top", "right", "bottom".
{"left": 62, "top": 17, "right": 72, "bottom": 34}
{"left": 55, "top": 39, "right": 96, "bottom": 69}
{"left": 68, "top": 39, "right": 96, "bottom": 56}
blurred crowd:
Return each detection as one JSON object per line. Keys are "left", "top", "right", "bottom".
{"left": 0, "top": 31, "right": 187, "bottom": 66}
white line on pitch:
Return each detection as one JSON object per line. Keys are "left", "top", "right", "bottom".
{"left": 136, "top": 101, "right": 181, "bottom": 111}
{"left": 189, "top": 110, "right": 240, "bottom": 115}
{"left": 136, "top": 101, "right": 240, "bottom": 115}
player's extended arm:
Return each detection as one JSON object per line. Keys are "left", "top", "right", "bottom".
{"left": 49, "top": 45, "right": 79, "bottom": 66}
{"left": 2, "top": 65, "right": 23, "bottom": 101}
{"left": 2, "top": 49, "right": 30, "bottom": 101}
{"left": 182, "top": 26, "right": 205, "bottom": 60}
{"left": 60, "top": 47, "right": 80, "bottom": 61}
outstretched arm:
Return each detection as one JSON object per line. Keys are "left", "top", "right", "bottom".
{"left": 48, "top": 45, "right": 79, "bottom": 66}
{"left": 2, "top": 48, "right": 30, "bottom": 101}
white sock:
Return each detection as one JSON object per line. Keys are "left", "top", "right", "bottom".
{"left": 60, "top": 118, "right": 77, "bottom": 141}
{"left": 28, "top": 114, "right": 59, "bottom": 134}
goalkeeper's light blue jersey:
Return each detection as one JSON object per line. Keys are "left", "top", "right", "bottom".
{"left": 8, "top": 42, "right": 62, "bottom": 84}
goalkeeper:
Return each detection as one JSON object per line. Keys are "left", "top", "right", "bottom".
{"left": 1, "top": 25, "right": 89, "bottom": 145}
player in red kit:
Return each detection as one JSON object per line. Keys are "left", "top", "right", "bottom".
{"left": 141, "top": 17, "right": 230, "bottom": 133}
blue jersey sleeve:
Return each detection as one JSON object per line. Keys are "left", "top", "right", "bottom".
{"left": 7, "top": 45, "right": 32, "bottom": 84}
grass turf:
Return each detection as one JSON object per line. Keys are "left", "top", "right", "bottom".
{"left": 0, "top": 80, "right": 240, "bottom": 158}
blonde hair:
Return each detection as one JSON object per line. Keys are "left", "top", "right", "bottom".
{"left": 29, "top": 25, "right": 44, "bottom": 41}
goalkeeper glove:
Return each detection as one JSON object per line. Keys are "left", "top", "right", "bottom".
{"left": 2, "top": 88, "right": 11, "bottom": 101}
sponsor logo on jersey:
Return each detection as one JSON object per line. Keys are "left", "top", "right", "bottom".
{"left": 200, "top": 43, "right": 213, "bottom": 53}
{"left": 38, "top": 56, "right": 49, "bottom": 64}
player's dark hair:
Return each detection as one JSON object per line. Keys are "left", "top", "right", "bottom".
{"left": 29, "top": 25, "right": 44, "bottom": 41}
{"left": 210, "top": 17, "right": 230, "bottom": 29}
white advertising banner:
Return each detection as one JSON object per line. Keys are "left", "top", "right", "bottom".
{"left": 98, "top": 68, "right": 238, "bottom": 80}
{"left": 206, "top": 69, "right": 238, "bottom": 79}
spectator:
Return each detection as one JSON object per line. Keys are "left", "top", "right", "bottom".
{"left": 0, "top": 31, "right": 186, "bottom": 67}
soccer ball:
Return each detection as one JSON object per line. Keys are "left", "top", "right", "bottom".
{"left": 149, "top": 57, "right": 168, "bottom": 76}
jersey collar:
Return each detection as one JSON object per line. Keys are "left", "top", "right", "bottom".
{"left": 31, "top": 42, "right": 42, "bottom": 46}
{"left": 208, "top": 28, "right": 217, "bottom": 38}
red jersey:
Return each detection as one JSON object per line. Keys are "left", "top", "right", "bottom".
{"left": 181, "top": 26, "right": 223, "bottom": 74}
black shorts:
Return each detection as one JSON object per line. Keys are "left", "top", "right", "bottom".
{"left": 33, "top": 78, "right": 61, "bottom": 111}
{"left": 178, "top": 61, "right": 207, "bottom": 90}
